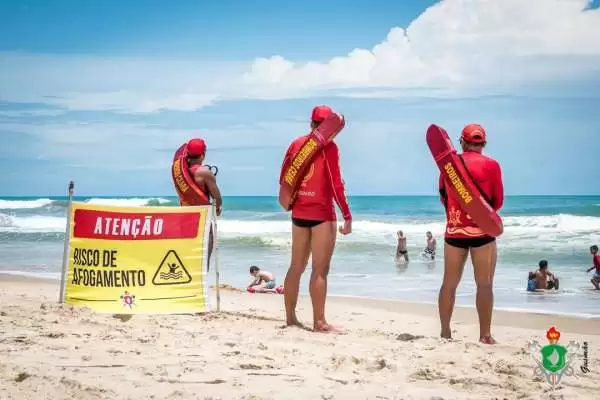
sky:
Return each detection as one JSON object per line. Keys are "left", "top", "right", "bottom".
{"left": 1, "top": 0, "right": 599, "bottom": 196}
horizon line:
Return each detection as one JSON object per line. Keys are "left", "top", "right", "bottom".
{"left": 1, "top": 194, "right": 600, "bottom": 198}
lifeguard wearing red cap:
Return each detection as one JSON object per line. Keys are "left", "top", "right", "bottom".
{"left": 187, "top": 138, "right": 206, "bottom": 157}
{"left": 461, "top": 124, "right": 487, "bottom": 144}
{"left": 311, "top": 105, "right": 333, "bottom": 122}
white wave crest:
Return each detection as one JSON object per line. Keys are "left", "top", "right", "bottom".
{"left": 85, "top": 197, "right": 171, "bottom": 207}
{"left": 0, "top": 213, "right": 65, "bottom": 233}
{"left": 0, "top": 198, "right": 54, "bottom": 209}
{"left": 503, "top": 214, "right": 600, "bottom": 233}
{"left": 218, "top": 214, "right": 600, "bottom": 249}
{"left": 1, "top": 212, "right": 598, "bottom": 250}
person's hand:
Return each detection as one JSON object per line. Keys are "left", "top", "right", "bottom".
{"left": 339, "top": 219, "right": 352, "bottom": 235}
{"left": 216, "top": 205, "right": 222, "bottom": 216}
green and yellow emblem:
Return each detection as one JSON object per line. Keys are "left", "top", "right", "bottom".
{"left": 527, "top": 326, "right": 580, "bottom": 388}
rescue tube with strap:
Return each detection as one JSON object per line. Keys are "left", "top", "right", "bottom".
{"left": 426, "top": 124, "right": 504, "bottom": 237}
{"left": 278, "top": 112, "right": 345, "bottom": 210}
{"left": 171, "top": 142, "right": 217, "bottom": 206}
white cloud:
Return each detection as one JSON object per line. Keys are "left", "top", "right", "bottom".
{"left": 0, "top": 0, "right": 599, "bottom": 112}
{"left": 1, "top": 120, "right": 294, "bottom": 173}
{"left": 243, "top": 0, "right": 600, "bottom": 98}
{"left": 48, "top": 92, "right": 219, "bottom": 113}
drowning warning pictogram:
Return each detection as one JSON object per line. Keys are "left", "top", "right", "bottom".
{"left": 152, "top": 250, "right": 192, "bottom": 286}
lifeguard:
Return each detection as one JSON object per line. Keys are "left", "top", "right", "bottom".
{"left": 172, "top": 138, "right": 222, "bottom": 215}
{"left": 279, "top": 105, "right": 352, "bottom": 334}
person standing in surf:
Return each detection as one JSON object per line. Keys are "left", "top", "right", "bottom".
{"left": 437, "top": 123, "right": 504, "bottom": 345}
{"left": 423, "top": 231, "right": 436, "bottom": 260}
{"left": 280, "top": 105, "right": 352, "bottom": 334}
{"left": 586, "top": 245, "right": 600, "bottom": 290}
{"left": 396, "top": 230, "right": 409, "bottom": 262}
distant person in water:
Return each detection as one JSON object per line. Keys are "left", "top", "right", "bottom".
{"left": 526, "top": 271, "right": 537, "bottom": 292}
{"left": 423, "top": 231, "right": 437, "bottom": 260}
{"left": 586, "top": 245, "right": 600, "bottom": 290}
{"left": 535, "top": 260, "right": 559, "bottom": 290}
{"left": 396, "top": 231, "right": 409, "bottom": 262}
{"left": 247, "top": 266, "right": 282, "bottom": 294}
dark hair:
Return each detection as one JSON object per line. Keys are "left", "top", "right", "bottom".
{"left": 538, "top": 260, "right": 548, "bottom": 269}
{"left": 528, "top": 271, "right": 536, "bottom": 280}
{"left": 591, "top": 245, "right": 599, "bottom": 253}
{"left": 249, "top": 266, "right": 259, "bottom": 273}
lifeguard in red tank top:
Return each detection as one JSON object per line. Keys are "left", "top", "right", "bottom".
{"left": 281, "top": 139, "right": 351, "bottom": 222}
{"left": 439, "top": 132, "right": 504, "bottom": 239}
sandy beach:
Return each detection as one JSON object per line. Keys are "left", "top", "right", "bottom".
{"left": 1, "top": 274, "right": 598, "bottom": 400}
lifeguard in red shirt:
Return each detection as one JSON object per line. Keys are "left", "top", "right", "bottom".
{"left": 438, "top": 123, "right": 504, "bottom": 345}
{"left": 280, "top": 105, "right": 352, "bottom": 334}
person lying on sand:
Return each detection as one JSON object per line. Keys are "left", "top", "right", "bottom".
{"left": 535, "top": 260, "right": 559, "bottom": 290}
{"left": 247, "top": 266, "right": 282, "bottom": 293}
{"left": 585, "top": 245, "right": 600, "bottom": 290}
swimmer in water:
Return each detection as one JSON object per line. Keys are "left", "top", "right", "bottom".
{"left": 535, "top": 260, "right": 559, "bottom": 290}
{"left": 396, "top": 230, "right": 409, "bottom": 262}
{"left": 526, "top": 271, "right": 537, "bottom": 292}
{"left": 586, "top": 245, "right": 600, "bottom": 290}
{"left": 423, "top": 231, "right": 437, "bottom": 260}
{"left": 437, "top": 123, "right": 504, "bottom": 345}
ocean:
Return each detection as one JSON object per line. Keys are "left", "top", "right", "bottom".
{"left": 1, "top": 195, "right": 599, "bottom": 318}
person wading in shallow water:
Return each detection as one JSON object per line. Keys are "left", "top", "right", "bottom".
{"left": 280, "top": 105, "right": 352, "bottom": 334}
{"left": 437, "top": 123, "right": 504, "bottom": 345}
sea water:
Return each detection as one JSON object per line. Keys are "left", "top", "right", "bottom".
{"left": 1, "top": 195, "right": 599, "bottom": 318}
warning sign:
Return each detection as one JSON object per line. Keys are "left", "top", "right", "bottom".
{"left": 61, "top": 203, "right": 215, "bottom": 314}
{"left": 153, "top": 250, "right": 192, "bottom": 285}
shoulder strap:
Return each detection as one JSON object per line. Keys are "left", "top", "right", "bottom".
{"left": 458, "top": 155, "right": 492, "bottom": 206}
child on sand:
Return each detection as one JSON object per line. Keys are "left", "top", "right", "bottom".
{"left": 247, "top": 266, "right": 283, "bottom": 294}
{"left": 586, "top": 245, "right": 600, "bottom": 290}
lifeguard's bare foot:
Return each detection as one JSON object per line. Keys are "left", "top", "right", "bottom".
{"left": 479, "top": 335, "right": 497, "bottom": 345}
{"left": 440, "top": 329, "right": 452, "bottom": 339}
{"left": 313, "top": 321, "right": 347, "bottom": 335}
{"left": 286, "top": 319, "right": 305, "bottom": 329}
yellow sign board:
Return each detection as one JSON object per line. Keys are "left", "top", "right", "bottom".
{"left": 61, "top": 202, "right": 214, "bottom": 313}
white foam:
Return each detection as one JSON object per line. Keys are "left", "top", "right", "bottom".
{"left": 0, "top": 270, "right": 60, "bottom": 281}
{"left": 0, "top": 213, "right": 65, "bottom": 233}
{"left": 85, "top": 197, "right": 171, "bottom": 207}
{"left": 0, "top": 198, "right": 54, "bottom": 209}
{"left": 1, "top": 210, "right": 599, "bottom": 251}
{"left": 503, "top": 214, "right": 600, "bottom": 233}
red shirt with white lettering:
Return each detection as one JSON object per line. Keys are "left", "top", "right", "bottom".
{"left": 281, "top": 136, "right": 351, "bottom": 222}
{"left": 439, "top": 150, "right": 504, "bottom": 238}
{"left": 592, "top": 254, "right": 600, "bottom": 273}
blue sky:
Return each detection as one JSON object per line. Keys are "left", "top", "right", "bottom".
{"left": 1, "top": 0, "right": 599, "bottom": 196}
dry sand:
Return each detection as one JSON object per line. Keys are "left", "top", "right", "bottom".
{"left": 0, "top": 274, "right": 598, "bottom": 400}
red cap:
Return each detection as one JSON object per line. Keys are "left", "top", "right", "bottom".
{"left": 187, "top": 138, "right": 206, "bottom": 157}
{"left": 461, "top": 124, "right": 486, "bottom": 144}
{"left": 311, "top": 105, "right": 333, "bottom": 122}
